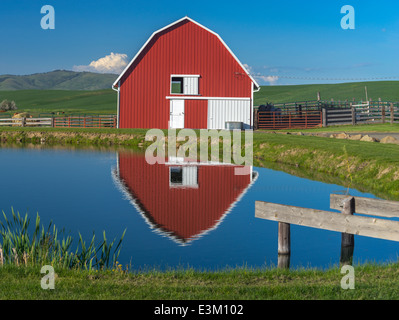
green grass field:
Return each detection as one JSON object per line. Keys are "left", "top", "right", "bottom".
{"left": 0, "top": 89, "right": 116, "bottom": 116}
{"left": 253, "top": 81, "right": 399, "bottom": 106}
{"left": 1, "top": 80, "right": 399, "bottom": 117}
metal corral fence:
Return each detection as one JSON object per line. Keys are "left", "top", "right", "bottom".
{"left": 53, "top": 115, "right": 117, "bottom": 128}
{"left": 0, "top": 114, "right": 117, "bottom": 128}
{"left": 254, "top": 100, "right": 399, "bottom": 130}
{"left": 256, "top": 110, "right": 322, "bottom": 130}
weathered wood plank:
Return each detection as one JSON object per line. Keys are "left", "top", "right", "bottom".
{"left": 255, "top": 201, "right": 399, "bottom": 242}
{"left": 330, "top": 194, "right": 399, "bottom": 218}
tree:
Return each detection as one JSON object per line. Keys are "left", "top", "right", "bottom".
{"left": 0, "top": 100, "right": 17, "bottom": 111}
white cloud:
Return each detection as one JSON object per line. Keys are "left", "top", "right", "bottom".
{"left": 243, "top": 63, "right": 279, "bottom": 85}
{"left": 73, "top": 52, "right": 129, "bottom": 74}
{"left": 256, "top": 75, "right": 279, "bottom": 85}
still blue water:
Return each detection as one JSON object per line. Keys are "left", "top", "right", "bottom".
{"left": 0, "top": 146, "right": 398, "bottom": 270}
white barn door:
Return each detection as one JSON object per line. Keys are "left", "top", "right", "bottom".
{"left": 207, "top": 99, "right": 251, "bottom": 130}
{"left": 170, "top": 99, "right": 185, "bottom": 129}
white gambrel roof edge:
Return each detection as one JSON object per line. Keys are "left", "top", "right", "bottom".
{"left": 112, "top": 16, "right": 260, "bottom": 91}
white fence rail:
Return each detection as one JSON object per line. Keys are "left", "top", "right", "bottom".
{"left": 0, "top": 118, "right": 53, "bottom": 127}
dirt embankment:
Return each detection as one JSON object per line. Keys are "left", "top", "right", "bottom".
{"left": 0, "top": 130, "right": 147, "bottom": 147}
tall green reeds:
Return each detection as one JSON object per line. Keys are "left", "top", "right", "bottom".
{"left": 0, "top": 208, "right": 126, "bottom": 270}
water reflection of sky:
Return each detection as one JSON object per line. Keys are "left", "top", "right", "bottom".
{"left": 0, "top": 147, "right": 398, "bottom": 271}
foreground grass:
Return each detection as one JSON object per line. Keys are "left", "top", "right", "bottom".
{"left": 1, "top": 263, "right": 399, "bottom": 300}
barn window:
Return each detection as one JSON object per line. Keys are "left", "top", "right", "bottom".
{"left": 170, "top": 75, "right": 200, "bottom": 95}
{"left": 171, "top": 77, "right": 184, "bottom": 94}
{"left": 170, "top": 167, "right": 183, "bottom": 185}
{"left": 169, "top": 166, "right": 198, "bottom": 187}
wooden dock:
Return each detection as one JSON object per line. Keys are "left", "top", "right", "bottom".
{"left": 255, "top": 194, "right": 399, "bottom": 268}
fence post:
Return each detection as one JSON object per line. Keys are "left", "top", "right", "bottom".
{"left": 21, "top": 117, "right": 26, "bottom": 127}
{"left": 322, "top": 108, "right": 327, "bottom": 127}
{"left": 382, "top": 104, "right": 386, "bottom": 124}
{"left": 340, "top": 197, "right": 355, "bottom": 266}
{"left": 390, "top": 103, "right": 394, "bottom": 124}
{"left": 351, "top": 104, "right": 356, "bottom": 125}
{"left": 305, "top": 111, "right": 308, "bottom": 128}
{"left": 278, "top": 222, "right": 290, "bottom": 269}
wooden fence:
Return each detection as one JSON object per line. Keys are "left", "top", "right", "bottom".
{"left": 255, "top": 194, "right": 399, "bottom": 268}
{"left": 53, "top": 115, "right": 117, "bottom": 128}
{"left": 323, "top": 102, "right": 399, "bottom": 126}
{"left": 0, "top": 115, "right": 117, "bottom": 128}
{"left": 0, "top": 117, "right": 53, "bottom": 127}
{"left": 254, "top": 99, "right": 399, "bottom": 130}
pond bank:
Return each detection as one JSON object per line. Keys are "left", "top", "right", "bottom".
{"left": 1, "top": 263, "right": 399, "bottom": 299}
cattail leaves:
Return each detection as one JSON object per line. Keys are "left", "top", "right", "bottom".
{"left": 0, "top": 208, "right": 126, "bottom": 270}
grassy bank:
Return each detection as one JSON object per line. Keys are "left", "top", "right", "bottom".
{"left": 1, "top": 262, "right": 399, "bottom": 300}
{"left": 252, "top": 131, "right": 399, "bottom": 200}
{"left": 282, "top": 123, "right": 399, "bottom": 133}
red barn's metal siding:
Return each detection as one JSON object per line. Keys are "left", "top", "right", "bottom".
{"left": 114, "top": 153, "right": 254, "bottom": 243}
{"left": 117, "top": 18, "right": 256, "bottom": 129}
{"left": 184, "top": 100, "right": 208, "bottom": 129}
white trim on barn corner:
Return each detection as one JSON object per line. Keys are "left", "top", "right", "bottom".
{"left": 111, "top": 16, "right": 260, "bottom": 91}
{"left": 165, "top": 96, "right": 250, "bottom": 101}
{"left": 111, "top": 81, "right": 121, "bottom": 128}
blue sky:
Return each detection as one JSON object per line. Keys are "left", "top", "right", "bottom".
{"left": 1, "top": 0, "right": 399, "bottom": 85}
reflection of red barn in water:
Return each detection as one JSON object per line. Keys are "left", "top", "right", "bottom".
{"left": 112, "top": 153, "right": 258, "bottom": 245}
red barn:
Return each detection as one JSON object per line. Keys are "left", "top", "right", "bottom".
{"left": 112, "top": 16, "right": 260, "bottom": 130}
{"left": 112, "top": 153, "right": 258, "bottom": 244}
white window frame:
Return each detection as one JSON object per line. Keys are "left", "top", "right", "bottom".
{"left": 170, "top": 74, "right": 200, "bottom": 95}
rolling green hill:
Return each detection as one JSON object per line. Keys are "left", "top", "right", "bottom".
{"left": 0, "top": 89, "right": 116, "bottom": 115}
{"left": 254, "top": 81, "right": 399, "bottom": 106}
{"left": 0, "top": 70, "right": 118, "bottom": 91}
{"left": 1, "top": 80, "right": 399, "bottom": 116}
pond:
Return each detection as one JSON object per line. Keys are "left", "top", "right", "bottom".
{"left": 0, "top": 146, "right": 398, "bottom": 270}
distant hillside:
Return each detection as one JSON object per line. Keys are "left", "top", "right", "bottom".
{"left": 254, "top": 81, "right": 399, "bottom": 106}
{"left": 0, "top": 70, "right": 118, "bottom": 91}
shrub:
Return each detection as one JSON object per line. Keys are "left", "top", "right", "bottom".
{"left": 0, "top": 99, "right": 17, "bottom": 111}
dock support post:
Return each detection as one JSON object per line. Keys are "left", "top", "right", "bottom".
{"left": 278, "top": 222, "right": 291, "bottom": 269}
{"left": 340, "top": 197, "right": 355, "bottom": 266}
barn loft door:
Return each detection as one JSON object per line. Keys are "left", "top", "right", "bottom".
{"left": 170, "top": 99, "right": 185, "bottom": 129}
